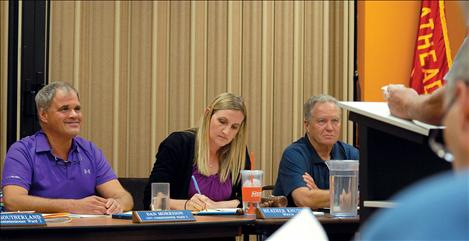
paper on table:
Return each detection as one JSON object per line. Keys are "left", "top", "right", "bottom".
{"left": 42, "top": 213, "right": 72, "bottom": 224}
{"left": 42, "top": 213, "right": 70, "bottom": 218}
{"left": 267, "top": 208, "right": 328, "bottom": 241}
{"left": 193, "top": 208, "right": 241, "bottom": 215}
{"left": 69, "top": 214, "right": 110, "bottom": 218}
{"left": 44, "top": 217, "right": 72, "bottom": 224}
{"left": 381, "top": 84, "right": 404, "bottom": 99}
{"left": 412, "top": 120, "right": 444, "bottom": 129}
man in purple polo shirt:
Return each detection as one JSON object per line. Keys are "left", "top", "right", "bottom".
{"left": 1, "top": 81, "right": 133, "bottom": 214}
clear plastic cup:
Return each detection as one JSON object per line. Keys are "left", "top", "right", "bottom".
{"left": 326, "top": 160, "right": 359, "bottom": 217}
{"left": 151, "top": 183, "right": 170, "bottom": 211}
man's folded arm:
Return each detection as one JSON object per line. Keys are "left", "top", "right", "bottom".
{"left": 291, "top": 187, "right": 329, "bottom": 209}
{"left": 2, "top": 185, "right": 108, "bottom": 214}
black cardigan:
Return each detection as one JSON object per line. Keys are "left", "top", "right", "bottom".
{"left": 143, "top": 130, "right": 251, "bottom": 210}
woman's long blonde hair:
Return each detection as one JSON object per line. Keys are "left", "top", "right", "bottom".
{"left": 194, "top": 93, "right": 247, "bottom": 184}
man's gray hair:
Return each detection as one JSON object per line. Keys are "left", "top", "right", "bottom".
{"left": 35, "top": 81, "right": 79, "bottom": 112}
{"left": 444, "top": 1, "right": 469, "bottom": 104}
{"left": 304, "top": 94, "right": 340, "bottom": 121}
{"left": 444, "top": 37, "right": 469, "bottom": 104}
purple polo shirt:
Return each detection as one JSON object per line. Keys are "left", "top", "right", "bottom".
{"left": 1, "top": 131, "right": 117, "bottom": 199}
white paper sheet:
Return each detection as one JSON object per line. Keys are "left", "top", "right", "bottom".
{"left": 267, "top": 208, "right": 328, "bottom": 241}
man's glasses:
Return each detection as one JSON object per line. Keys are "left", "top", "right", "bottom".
{"left": 427, "top": 82, "right": 464, "bottom": 163}
{"left": 428, "top": 128, "right": 454, "bottom": 163}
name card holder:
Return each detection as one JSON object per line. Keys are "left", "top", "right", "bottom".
{"left": 0, "top": 213, "right": 46, "bottom": 226}
{"left": 132, "top": 210, "right": 195, "bottom": 223}
{"left": 256, "top": 207, "right": 305, "bottom": 219}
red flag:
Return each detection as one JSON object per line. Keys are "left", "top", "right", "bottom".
{"left": 410, "top": 0, "right": 452, "bottom": 94}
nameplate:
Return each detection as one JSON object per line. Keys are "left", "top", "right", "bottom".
{"left": 256, "top": 207, "right": 305, "bottom": 219}
{"left": 132, "top": 210, "right": 195, "bottom": 223}
{"left": 0, "top": 213, "right": 46, "bottom": 226}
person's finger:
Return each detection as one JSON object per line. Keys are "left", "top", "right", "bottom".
{"left": 106, "top": 204, "right": 117, "bottom": 214}
{"left": 106, "top": 199, "right": 121, "bottom": 214}
{"left": 88, "top": 197, "right": 108, "bottom": 208}
{"left": 189, "top": 200, "right": 202, "bottom": 211}
{"left": 92, "top": 195, "right": 108, "bottom": 203}
{"left": 197, "top": 194, "right": 210, "bottom": 202}
{"left": 188, "top": 197, "right": 205, "bottom": 210}
{"left": 106, "top": 198, "right": 120, "bottom": 214}
{"left": 303, "top": 173, "right": 318, "bottom": 189}
{"left": 105, "top": 198, "right": 115, "bottom": 208}
{"left": 303, "top": 174, "right": 313, "bottom": 183}
{"left": 92, "top": 205, "right": 107, "bottom": 214}
{"left": 381, "top": 85, "right": 390, "bottom": 99}
{"left": 188, "top": 200, "right": 205, "bottom": 211}
{"left": 185, "top": 200, "right": 195, "bottom": 210}
{"left": 192, "top": 194, "right": 204, "bottom": 201}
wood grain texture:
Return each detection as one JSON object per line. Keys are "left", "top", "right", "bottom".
{"left": 127, "top": 1, "right": 153, "bottom": 177}
{"left": 206, "top": 1, "right": 228, "bottom": 99}
{"left": 49, "top": 1, "right": 75, "bottom": 85}
{"left": 168, "top": 1, "right": 191, "bottom": 133}
{"left": 272, "top": 1, "right": 296, "bottom": 185}
{"left": 0, "top": 1, "right": 8, "bottom": 172}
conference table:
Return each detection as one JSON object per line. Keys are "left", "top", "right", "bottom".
{"left": 245, "top": 214, "right": 359, "bottom": 241}
{"left": 1, "top": 213, "right": 359, "bottom": 241}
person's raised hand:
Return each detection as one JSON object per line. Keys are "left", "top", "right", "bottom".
{"left": 385, "top": 85, "right": 418, "bottom": 120}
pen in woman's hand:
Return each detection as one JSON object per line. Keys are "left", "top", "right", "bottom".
{"left": 191, "top": 175, "right": 202, "bottom": 194}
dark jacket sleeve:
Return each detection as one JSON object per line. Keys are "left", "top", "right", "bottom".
{"left": 143, "top": 132, "right": 195, "bottom": 210}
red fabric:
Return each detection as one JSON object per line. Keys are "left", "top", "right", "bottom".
{"left": 409, "top": 0, "right": 452, "bottom": 94}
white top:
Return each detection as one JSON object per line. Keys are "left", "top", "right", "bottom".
{"left": 338, "top": 102, "right": 443, "bottom": 136}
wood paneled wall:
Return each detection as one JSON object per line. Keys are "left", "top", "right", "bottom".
{"left": 0, "top": 1, "right": 9, "bottom": 172}
{"left": 48, "top": 1, "right": 355, "bottom": 185}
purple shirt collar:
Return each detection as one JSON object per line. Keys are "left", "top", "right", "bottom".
{"left": 35, "top": 131, "right": 80, "bottom": 162}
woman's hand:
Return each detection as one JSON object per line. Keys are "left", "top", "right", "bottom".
{"left": 184, "top": 194, "right": 242, "bottom": 210}
{"left": 185, "top": 194, "right": 211, "bottom": 211}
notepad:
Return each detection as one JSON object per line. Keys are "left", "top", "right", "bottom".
{"left": 193, "top": 208, "right": 242, "bottom": 215}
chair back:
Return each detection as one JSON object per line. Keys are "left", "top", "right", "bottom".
{"left": 118, "top": 177, "right": 148, "bottom": 211}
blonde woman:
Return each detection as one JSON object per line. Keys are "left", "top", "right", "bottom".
{"left": 143, "top": 93, "right": 251, "bottom": 210}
